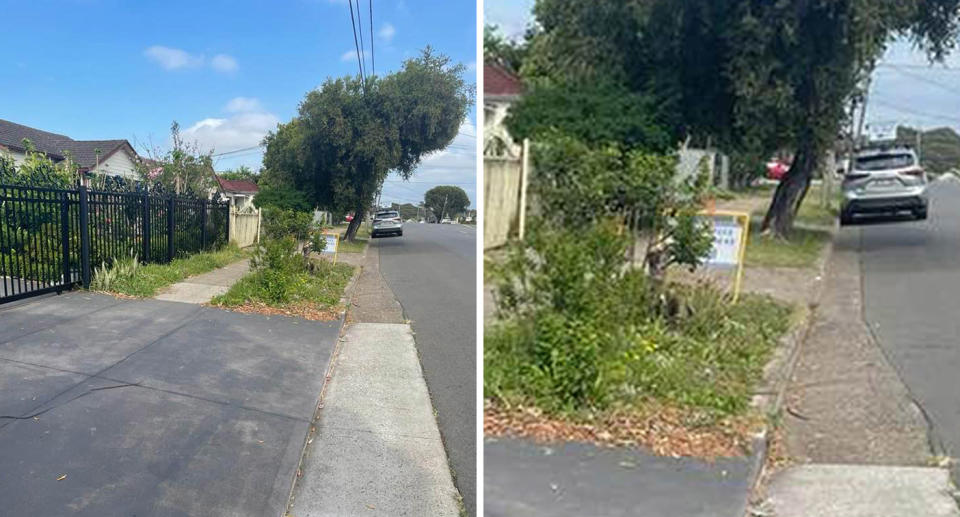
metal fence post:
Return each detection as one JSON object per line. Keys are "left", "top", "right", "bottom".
{"left": 78, "top": 186, "right": 91, "bottom": 288}
{"left": 167, "top": 197, "right": 175, "bottom": 262}
{"left": 142, "top": 193, "right": 151, "bottom": 262}
{"left": 200, "top": 199, "right": 208, "bottom": 250}
{"left": 60, "top": 191, "right": 71, "bottom": 288}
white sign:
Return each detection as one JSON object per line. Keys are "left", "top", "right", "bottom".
{"left": 866, "top": 122, "right": 899, "bottom": 143}
{"left": 705, "top": 222, "right": 743, "bottom": 266}
{"left": 320, "top": 234, "right": 338, "bottom": 255}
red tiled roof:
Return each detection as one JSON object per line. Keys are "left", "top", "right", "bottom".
{"left": 216, "top": 176, "right": 259, "bottom": 194}
{"left": 484, "top": 63, "right": 523, "bottom": 97}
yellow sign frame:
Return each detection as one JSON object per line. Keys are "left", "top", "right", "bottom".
{"left": 321, "top": 232, "right": 340, "bottom": 265}
{"left": 699, "top": 210, "right": 751, "bottom": 303}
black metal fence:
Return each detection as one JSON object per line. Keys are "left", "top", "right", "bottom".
{"left": 0, "top": 184, "right": 229, "bottom": 304}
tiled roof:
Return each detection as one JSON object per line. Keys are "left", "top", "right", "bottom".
{"left": 484, "top": 63, "right": 523, "bottom": 97}
{"left": 216, "top": 176, "right": 259, "bottom": 194}
{"left": 0, "top": 119, "right": 133, "bottom": 169}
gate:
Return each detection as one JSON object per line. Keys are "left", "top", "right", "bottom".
{"left": 0, "top": 184, "right": 229, "bottom": 304}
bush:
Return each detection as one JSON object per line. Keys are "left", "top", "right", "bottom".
{"left": 485, "top": 221, "right": 792, "bottom": 417}
{"left": 261, "top": 208, "right": 315, "bottom": 241}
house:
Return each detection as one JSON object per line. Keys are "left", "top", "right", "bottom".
{"left": 215, "top": 175, "right": 258, "bottom": 211}
{"left": 0, "top": 119, "right": 141, "bottom": 179}
{"left": 483, "top": 63, "right": 523, "bottom": 157}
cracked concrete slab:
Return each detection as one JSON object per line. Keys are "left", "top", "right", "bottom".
{"left": 0, "top": 292, "right": 341, "bottom": 516}
{"left": 0, "top": 377, "right": 308, "bottom": 516}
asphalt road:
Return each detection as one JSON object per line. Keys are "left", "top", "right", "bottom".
{"left": 858, "top": 177, "right": 960, "bottom": 479}
{"left": 375, "top": 222, "right": 477, "bottom": 516}
{"left": 0, "top": 292, "right": 341, "bottom": 516}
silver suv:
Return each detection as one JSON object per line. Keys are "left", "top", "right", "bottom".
{"left": 372, "top": 210, "right": 403, "bottom": 237}
{"left": 840, "top": 147, "right": 928, "bottom": 225}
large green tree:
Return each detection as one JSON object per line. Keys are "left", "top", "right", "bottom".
{"left": 522, "top": 0, "right": 960, "bottom": 236}
{"left": 262, "top": 48, "right": 473, "bottom": 241}
{"left": 424, "top": 185, "right": 470, "bottom": 222}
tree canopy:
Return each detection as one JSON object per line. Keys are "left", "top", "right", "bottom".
{"left": 261, "top": 48, "right": 473, "bottom": 240}
{"left": 521, "top": 0, "right": 960, "bottom": 235}
{"left": 424, "top": 185, "right": 470, "bottom": 222}
{"left": 218, "top": 165, "right": 259, "bottom": 184}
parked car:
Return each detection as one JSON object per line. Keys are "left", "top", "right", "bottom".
{"left": 440, "top": 218, "right": 453, "bottom": 224}
{"left": 372, "top": 210, "right": 403, "bottom": 237}
{"left": 766, "top": 159, "right": 790, "bottom": 180}
{"left": 840, "top": 147, "right": 928, "bottom": 225}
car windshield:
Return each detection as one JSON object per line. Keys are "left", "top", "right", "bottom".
{"left": 375, "top": 212, "right": 399, "bottom": 220}
{"left": 855, "top": 153, "right": 915, "bottom": 171}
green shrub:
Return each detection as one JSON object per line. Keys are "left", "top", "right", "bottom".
{"left": 214, "top": 257, "right": 353, "bottom": 308}
{"left": 261, "top": 207, "right": 316, "bottom": 241}
{"left": 485, "top": 221, "right": 792, "bottom": 417}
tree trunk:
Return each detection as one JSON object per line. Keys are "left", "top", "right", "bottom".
{"left": 761, "top": 142, "right": 817, "bottom": 237}
{"left": 344, "top": 197, "right": 366, "bottom": 242}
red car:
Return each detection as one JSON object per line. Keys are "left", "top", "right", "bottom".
{"left": 766, "top": 160, "right": 790, "bottom": 180}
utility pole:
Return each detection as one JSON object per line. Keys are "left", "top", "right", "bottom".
{"left": 854, "top": 75, "right": 872, "bottom": 148}
{"left": 438, "top": 194, "right": 449, "bottom": 223}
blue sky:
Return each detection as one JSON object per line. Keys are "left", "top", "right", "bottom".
{"left": 0, "top": 0, "right": 477, "bottom": 208}
{"left": 486, "top": 0, "right": 960, "bottom": 140}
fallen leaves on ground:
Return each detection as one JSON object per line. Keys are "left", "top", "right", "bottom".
{"left": 91, "top": 290, "right": 140, "bottom": 300}
{"left": 211, "top": 301, "right": 343, "bottom": 321}
{"left": 484, "top": 402, "right": 764, "bottom": 460}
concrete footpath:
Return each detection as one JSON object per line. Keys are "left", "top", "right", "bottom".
{"left": 154, "top": 259, "right": 250, "bottom": 304}
{"left": 757, "top": 231, "right": 958, "bottom": 517}
{"left": 286, "top": 245, "right": 460, "bottom": 516}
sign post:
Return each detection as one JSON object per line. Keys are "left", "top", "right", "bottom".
{"left": 700, "top": 210, "right": 750, "bottom": 303}
{"left": 320, "top": 232, "right": 340, "bottom": 265}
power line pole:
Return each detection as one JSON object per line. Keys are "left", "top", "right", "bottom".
{"left": 438, "top": 194, "right": 449, "bottom": 223}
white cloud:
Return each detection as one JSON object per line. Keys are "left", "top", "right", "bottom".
{"left": 341, "top": 49, "right": 367, "bottom": 62}
{"left": 211, "top": 54, "right": 238, "bottom": 73}
{"left": 224, "top": 97, "right": 263, "bottom": 113}
{"left": 379, "top": 23, "right": 396, "bottom": 42}
{"left": 144, "top": 45, "right": 203, "bottom": 70}
{"left": 485, "top": 0, "right": 535, "bottom": 40}
{"left": 380, "top": 118, "right": 478, "bottom": 208}
{"left": 180, "top": 98, "right": 279, "bottom": 169}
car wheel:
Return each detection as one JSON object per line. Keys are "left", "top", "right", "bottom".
{"left": 398, "top": 231, "right": 403, "bottom": 237}
{"left": 840, "top": 211, "right": 855, "bottom": 226}
{"left": 914, "top": 208, "right": 928, "bottom": 221}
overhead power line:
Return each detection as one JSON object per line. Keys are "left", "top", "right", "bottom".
{"left": 870, "top": 97, "right": 960, "bottom": 125}
{"left": 347, "top": 0, "right": 365, "bottom": 83}
{"left": 212, "top": 145, "right": 263, "bottom": 157}
{"left": 877, "top": 62, "right": 960, "bottom": 72}
{"left": 354, "top": 0, "right": 367, "bottom": 80}
{"left": 882, "top": 64, "right": 960, "bottom": 98}
{"left": 369, "top": 0, "right": 375, "bottom": 76}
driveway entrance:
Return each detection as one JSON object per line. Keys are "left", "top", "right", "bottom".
{"left": 0, "top": 292, "right": 339, "bottom": 516}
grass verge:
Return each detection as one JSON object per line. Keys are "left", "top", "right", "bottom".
{"left": 338, "top": 237, "right": 369, "bottom": 253}
{"left": 744, "top": 225, "right": 831, "bottom": 268}
{"left": 212, "top": 258, "right": 354, "bottom": 320}
{"left": 90, "top": 245, "right": 248, "bottom": 297}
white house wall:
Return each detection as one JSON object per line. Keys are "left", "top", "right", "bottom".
{"left": 91, "top": 150, "right": 139, "bottom": 179}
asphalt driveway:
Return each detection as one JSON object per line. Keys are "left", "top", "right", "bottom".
{"left": 0, "top": 292, "right": 340, "bottom": 516}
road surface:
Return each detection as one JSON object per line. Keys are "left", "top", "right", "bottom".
{"left": 858, "top": 177, "right": 960, "bottom": 480}
{"left": 376, "top": 222, "right": 477, "bottom": 516}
